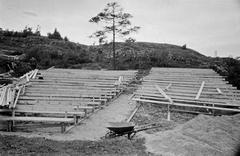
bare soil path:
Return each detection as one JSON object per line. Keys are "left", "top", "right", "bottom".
{"left": 64, "top": 93, "right": 136, "bottom": 141}
{"left": 0, "top": 93, "right": 136, "bottom": 141}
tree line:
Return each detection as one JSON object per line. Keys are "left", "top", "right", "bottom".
{"left": 0, "top": 27, "right": 69, "bottom": 41}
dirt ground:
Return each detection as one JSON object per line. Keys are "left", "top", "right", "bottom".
{"left": 131, "top": 103, "right": 240, "bottom": 156}
{"left": 132, "top": 103, "right": 196, "bottom": 133}
{"left": 0, "top": 134, "right": 151, "bottom": 156}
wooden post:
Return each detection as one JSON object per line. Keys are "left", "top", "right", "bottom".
{"left": 7, "top": 121, "right": 13, "bottom": 132}
{"left": 155, "top": 84, "right": 173, "bottom": 121}
{"left": 167, "top": 104, "right": 170, "bottom": 121}
{"left": 73, "top": 115, "right": 77, "bottom": 125}
{"left": 12, "top": 109, "right": 15, "bottom": 127}
{"left": 84, "top": 109, "right": 87, "bottom": 117}
{"left": 61, "top": 123, "right": 66, "bottom": 133}
{"left": 212, "top": 103, "right": 215, "bottom": 116}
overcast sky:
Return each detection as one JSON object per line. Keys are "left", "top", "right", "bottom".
{"left": 0, "top": 0, "right": 240, "bottom": 57}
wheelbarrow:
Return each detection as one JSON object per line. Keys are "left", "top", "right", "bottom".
{"left": 105, "top": 121, "right": 161, "bottom": 139}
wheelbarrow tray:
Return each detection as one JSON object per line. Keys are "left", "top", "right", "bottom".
{"left": 107, "top": 122, "right": 135, "bottom": 134}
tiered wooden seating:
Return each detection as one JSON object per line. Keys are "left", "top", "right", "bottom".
{"left": 131, "top": 68, "right": 240, "bottom": 120}
{"left": 0, "top": 68, "right": 137, "bottom": 132}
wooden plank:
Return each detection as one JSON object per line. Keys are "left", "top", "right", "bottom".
{"left": 11, "top": 87, "right": 22, "bottom": 108}
{"left": 132, "top": 98, "right": 240, "bottom": 112}
{"left": 126, "top": 104, "right": 141, "bottom": 122}
{"left": 0, "top": 115, "right": 74, "bottom": 123}
{"left": 0, "top": 87, "right": 7, "bottom": 106}
{"left": 155, "top": 85, "right": 173, "bottom": 104}
{"left": 195, "top": 81, "right": 205, "bottom": 99}
{"left": 155, "top": 85, "right": 172, "bottom": 120}
{"left": 165, "top": 83, "right": 172, "bottom": 91}
{"left": 216, "top": 88, "right": 223, "bottom": 94}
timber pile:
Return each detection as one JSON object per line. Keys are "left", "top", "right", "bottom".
{"left": 0, "top": 68, "right": 137, "bottom": 132}
{"left": 131, "top": 68, "right": 240, "bottom": 120}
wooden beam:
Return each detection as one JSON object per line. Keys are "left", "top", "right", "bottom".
{"left": 132, "top": 98, "right": 240, "bottom": 112}
{"left": 216, "top": 88, "right": 223, "bottom": 94}
{"left": 195, "top": 81, "right": 205, "bottom": 99}
{"left": 165, "top": 83, "right": 172, "bottom": 91}
{"left": 155, "top": 85, "right": 173, "bottom": 120}
{"left": 0, "top": 86, "right": 7, "bottom": 106}
{"left": 126, "top": 104, "right": 141, "bottom": 122}
{"left": 11, "top": 87, "right": 22, "bottom": 108}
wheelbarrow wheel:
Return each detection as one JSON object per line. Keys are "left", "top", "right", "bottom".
{"left": 105, "top": 131, "right": 117, "bottom": 139}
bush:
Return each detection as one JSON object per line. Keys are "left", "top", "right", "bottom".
{"left": 211, "top": 58, "right": 240, "bottom": 89}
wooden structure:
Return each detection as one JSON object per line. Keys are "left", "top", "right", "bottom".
{"left": 0, "top": 68, "right": 137, "bottom": 132}
{"left": 131, "top": 68, "right": 240, "bottom": 120}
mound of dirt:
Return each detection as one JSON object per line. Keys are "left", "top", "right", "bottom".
{"left": 142, "top": 114, "right": 240, "bottom": 156}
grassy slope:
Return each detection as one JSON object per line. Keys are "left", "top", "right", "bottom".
{"left": 0, "top": 36, "right": 91, "bottom": 75}
{"left": 0, "top": 35, "right": 210, "bottom": 71}
{"left": 90, "top": 42, "right": 210, "bottom": 69}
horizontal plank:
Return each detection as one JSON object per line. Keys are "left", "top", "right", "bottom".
{"left": 0, "top": 115, "right": 75, "bottom": 123}
{"left": 132, "top": 98, "right": 240, "bottom": 112}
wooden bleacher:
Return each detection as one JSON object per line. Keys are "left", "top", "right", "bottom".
{"left": 131, "top": 67, "right": 240, "bottom": 120}
{"left": 0, "top": 68, "right": 137, "bottom": 132}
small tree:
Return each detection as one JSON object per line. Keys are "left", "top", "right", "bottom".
{"left": 125, "top": 37, "right": 136, "bottom": 43}
{"left": 64, "top": 36, "right": 69, "bottom": 41}
{"left": 47, "top": 28, "right": 63, "bottom": 40}
{"left": 89, "top": 2, "right": 140, "bottom": 69}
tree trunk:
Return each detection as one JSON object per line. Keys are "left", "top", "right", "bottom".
{"left": 112, "top": 8, "right": 116, "bottom": 70}
{"left": 113, "top": 28, "right": 116, "bottom": 70}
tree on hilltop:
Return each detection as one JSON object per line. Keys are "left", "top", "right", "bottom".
{"left": 47, "top": 28, "right": 63, "bottom": 40}
{"left": 89, "top": 2, "right": 140, "bottom": 69}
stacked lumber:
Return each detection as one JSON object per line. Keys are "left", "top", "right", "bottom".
{"left": 0, "top": 68, "right": 137, "bottom": 132}
{"left": 131, "top": 68, "right": 240, "bottom": 119}
{"left": 0, "top": 85, "right": 16, "bottom": 107}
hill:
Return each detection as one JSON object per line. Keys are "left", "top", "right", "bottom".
{"left": 1, "top": 30, "right": 240, "bottom": 88}
{"left": 0, "top": 34, "right": 210, "bottom": 73}
{"left": 0, "top": 35, "right": 91, "bottom": 75}
{"left": 94, "top": 42, "right": 209, "bottom": 69}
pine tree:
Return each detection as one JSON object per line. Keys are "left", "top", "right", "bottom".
{"left": 89, "top": 2, "right": 140, "bottom": 69}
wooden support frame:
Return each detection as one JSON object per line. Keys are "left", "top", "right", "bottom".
{"left": 216, "top": 88, "right": 223, "bottom": 94}
{"left": 126, "top": 103, "right": 142, "bottom": 122}
{"left": 155, "top": 84, "right": 173, "bottom": 120}
{"left": 10, "top": 87, "right": 22, "bottom": 108}
{"left": 132, "top": 98, "right": 240, "bottom": 112}
{"left": 131, "top": 67, "right": 240, "bottom": 116}
{"left": 195, "top": 81, "right": 205, "bottom": 100}
{"left": 0, "top": 68, "right": 137, "bottom": 133}
{"left": 0, "top": 115, "right": 74, "bottom": 133}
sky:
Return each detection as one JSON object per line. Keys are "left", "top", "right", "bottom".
{"left": 0, "top": 0, "right": 240, "bottom": 57}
